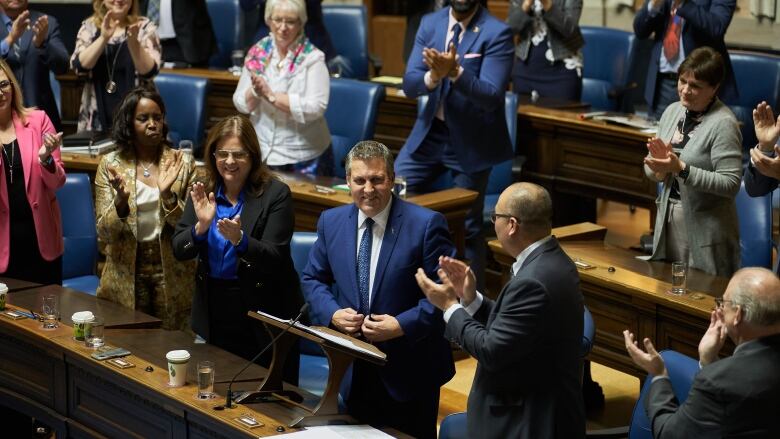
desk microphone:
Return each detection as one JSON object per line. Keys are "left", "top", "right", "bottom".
{"left": 224, "top": 303, "right": 309, "bottom": 409}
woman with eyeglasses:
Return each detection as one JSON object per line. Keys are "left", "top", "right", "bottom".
{"left": 70, "top": 0, "right": 161, "bottom": 132}
{"left": 94, "top": 87, "right": 197, "bottom": 330}
{"left": 233, "top": 0, "right": 332, "bottom": 176}
{"left": 173, "top": 115, "right": 303, "bottom": 383}
{"left": 0, "top": 59, "right": 65, "bottom": 285}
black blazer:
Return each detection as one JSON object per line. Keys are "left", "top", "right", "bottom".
{"left": 446, "top": 237, "right": 585, "bottom": 439}
{"left": 172, "top": 178, "right": 303, "bottom": 340}
{"left": 0, "top": 10, "right": 69, "bottom": 131}
{"left": 645, "top": 333, "right": 780, "bottom": 438}
{"left": 139, "top": 0, "right": 217, "bottom": 65}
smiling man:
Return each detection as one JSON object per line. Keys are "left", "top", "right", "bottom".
{"left": 301, "top": 141, "right": 456, "bottom": 438}
{"left": 0, "top": 0, "right": 68, "bottom": 130}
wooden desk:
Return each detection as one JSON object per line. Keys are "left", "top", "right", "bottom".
{"left": 8, "top": 284, "right": 162, "bottom": 329}
{"left": 0, "top": 276, "right": 41, "bottom": 292}
{"left": 488, "top": 238, "right": 733, "bottom": 379}
{"left": 59, "top": 154, "right": 477, "bottom": 256}
{"left": 0, "top": 304, "right": 321, "bottom": 437}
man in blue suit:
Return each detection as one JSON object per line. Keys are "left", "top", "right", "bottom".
{"left": 398, "top": 0, "right": 514, "bottom": 288}
{"left": 0, "top": 0, "right": 68, "bottom": 131}
{"left": 302, "top": 141, "right": 456, "bottom": 439}
{"left": 634, "top": 0, "right": 737, "bottom": 119}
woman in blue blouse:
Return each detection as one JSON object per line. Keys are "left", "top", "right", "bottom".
{"left": 173, "top": 115, "right": 302, "bottom": 384}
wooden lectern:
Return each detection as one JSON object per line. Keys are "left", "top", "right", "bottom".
{"left": 233, "top": 310, "right": 387, "bottom": 427}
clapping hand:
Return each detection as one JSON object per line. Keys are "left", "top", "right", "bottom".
{"left": 698, "top": 310, "right": 727, "bottom": 366}
{"left": 623, "top": 330, "right": 668, "bottom": 377}
{"left": 438, "top": 256, "right": 477, "bottom": 305}
{"left": 644, "top": 137, "right": 684, "bottom": 175}
{"left": 157, "top": 150, "right": 184, "bottom": 198}
{"left": 31, "top": 15, "right": 49, "bottom": 48}
{"left": 414, "top": 267, "right": 459, "bottom": 311}
{"left": 126, "top": 21, "right": 141, "bottom": 46}
{"left": 250, "top": 74, "right": 272, "bottom": 99}
{"left": 216, "top": 214, "right": 243, "bottom": 246}
{"left": 100, "top": 11, "right": 120, "bottom": 42}
{"left": 422, "top": 42, "right": 459, "bottom": 83}
{"left": 749, "top": 145, "right": 780, "bottom": 180}
{"left": 6, "top": 10, "right": 30, "bottom": 46}
{"left": 191, "top": 182, "right": 216, "bottom": 235}
{"left": 753, "top": 101, "right": 780, "bottom": 151}
{"left": 38, "top": 131, "right": 63, "bottom": 163}
{"left": 107, "top": 166, "right": 130, "bottom": 217}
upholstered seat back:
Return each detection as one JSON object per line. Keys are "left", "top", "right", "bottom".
{"left": 581, "top": 26, "right": 636, "bottom": 111}
{"left": 154, "top": 73, "right": 210, "bottom": 154}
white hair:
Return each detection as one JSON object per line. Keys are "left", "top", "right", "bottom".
{"left": 264, "top": 0, "right": 308, "bottom": 28}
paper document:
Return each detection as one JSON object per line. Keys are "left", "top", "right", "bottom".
{"left": 293, "top": 322, "right": 383, "bottom": 360}
{"left": 281, "top": 425, "right": 393, "bottom": 438}
{"left": 370, "top": 76, "right": 403, "bottom": 86}
{"left": 592, "top": 113, "right": 658, "bottom": 131}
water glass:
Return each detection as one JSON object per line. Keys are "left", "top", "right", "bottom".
{"left": 197, "top": 360, "right": 215, "bottom": 399}
{"left": 85, "top": 316, "right": 105, "bottom": 348}
{"left": 41, "top": 295, "right": 59, "bottom": 329}
{"left": 394, "top": 176, "right": 407, "bottom": 199}
{"left": 229, "top": 50, "right": 245, "bottom": 75}
{"left": 178, "top": 139, "right": 193, "bottom": 157}
{"left": 671, "top": 261, "right": 687, "bottom": 295}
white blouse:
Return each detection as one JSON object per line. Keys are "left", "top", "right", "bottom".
{"left": 233, "top": 46, "right": 331, "bottom": 166}
{"left": 136, "top": 179, "right": 161, "bottom": 242}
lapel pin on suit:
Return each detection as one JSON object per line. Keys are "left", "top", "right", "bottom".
{"left": 472, "top": 25, "right": 480, "bottom": 33}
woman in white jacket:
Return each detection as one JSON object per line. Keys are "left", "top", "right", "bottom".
{"left": 233, "top": 0, "right": 332, "bottom": 175}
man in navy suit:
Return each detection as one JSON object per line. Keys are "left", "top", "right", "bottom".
{"left": 398, "top": 0, "right": 514, "bottom": 288}
{"left": 0, "top": 0, "right": 68, "bottom": 131}
{"left": 302, "top": 141, "right": 455, "bottom": 438}
{"left": 634, "top": 0, "right": 737, "bottom": 119}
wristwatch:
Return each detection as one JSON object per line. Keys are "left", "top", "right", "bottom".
{"left": 677, "top": 164, "right": 690, "bottom": 181}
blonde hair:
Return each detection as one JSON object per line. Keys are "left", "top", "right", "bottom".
{"left": 0, "top": 59, "right": 32, "bottom": 122}
{"left": 90, "top": 0, "right": 140, "bottom": 27}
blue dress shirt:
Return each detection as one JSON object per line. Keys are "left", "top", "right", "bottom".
{"left": 192, "top": 185, "right": 249, "bottom": 279}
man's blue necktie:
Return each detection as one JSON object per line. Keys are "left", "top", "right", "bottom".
{"left": 357, "top": 217, "right": 374, "bottom": 316}
{"left": 440, "top": 23, "right": 462, "bottom": 104}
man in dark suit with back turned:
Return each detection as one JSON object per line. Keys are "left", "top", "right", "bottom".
{"left": 399, "top": 0, "right": 514, "bottom": 289}
{"left": 416, "top": 182, "right": 585, "bottom": 438}
{"left": 0, "top": 0, "right": 68, "bottom": 131}
{"left": 140, "top": 0, "right": 216, "bottom": 67}
{"left": 625, "top": 267, "right": 780, "bottom": 438}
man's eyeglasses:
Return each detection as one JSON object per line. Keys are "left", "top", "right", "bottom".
{"left": 490, "top": 212, "right": 517, "bottom": 224}
{"left": 270, "top": 17, "right": 300, "bottom": 27}
{"left": 714, "top": 297, "right": 736, "bottom": 309}
{"left": 213, "top": 150, "right": 250, "bottom": 162}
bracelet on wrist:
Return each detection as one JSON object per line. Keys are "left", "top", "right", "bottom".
{"left": 38, "top": 155, "right": 54, "bottom": 166}
{"left": 232, "top": 230, "right": 244, "bottom": 247}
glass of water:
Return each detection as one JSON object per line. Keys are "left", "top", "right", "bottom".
{"left": 229, "top": 50, "right": 245, "bottom": 76}
{"left": 85, "top": 316, "right": 105, "bottom": 348}
{"left": 394, "top": 176, "right": 407, "bottom": 199}
{"left": 178, "top": 139, "right": 193, "bottom": 157}
{"left": 671, "top": 261, "right": 687, "bottom": 295}
{"left": 41, "top": 295, "right": 59, "bottom": 329}
{"left": 197, "top": 360, "right": 215, "bottom": 399}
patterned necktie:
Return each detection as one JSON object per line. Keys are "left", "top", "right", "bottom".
{"left": 357, "top": 218, "right": 374, "bottom": 316}
{"left": 662, "top": 9, "right": 683, "bottom": 62}
{"left": 147, "top": 0, "right": 160, "bottom": 25}
{"left": 449, "top": 22, "right": 462, "bottom": 52}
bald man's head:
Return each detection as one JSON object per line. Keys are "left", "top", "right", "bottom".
{"left": 727, "top": 268, "right": 780, "bottom": 327}
{"left": 500, "top": 182, "right": 552, "bottom": 236}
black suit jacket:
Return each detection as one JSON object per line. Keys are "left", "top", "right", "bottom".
{"left": 445, "top": 237, "right": 585, "bottom": 438}
{"left": 744, "top": 162, "right": 779, "bottom": 274}
{"left": 172, "top": 178, "right": 304, "bottom": 340}
{"left": 139, "top": 0, "right": 216, "bottom": 65}
{"left": 0, "top": 10, "right": 69, "bottom": 131}
{"left": 645, "top": 333, "right": 780, "bottom": 438}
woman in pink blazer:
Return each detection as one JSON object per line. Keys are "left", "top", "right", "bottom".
{"left": 0, "top": 59, "right": 66, "bottom": 284}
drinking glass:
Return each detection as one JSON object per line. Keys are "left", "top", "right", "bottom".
{"left": 85, "top": 316, "right": 105, "bottom": 348}
{"left": 671, "top": 261, "right": 687, "bottom": 295}
{"left": 394, "top": 176, "right": 407, "bottom": 199}
{"left": 41, "top": 295, "right": 59, "bottom": 329}
{"left": 229, "top": 50, "right": 245, "bottom": 75}
{"left": 197, "top": 360, "right": 215, "bottom": 399}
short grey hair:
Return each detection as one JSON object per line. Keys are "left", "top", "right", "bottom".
{"left": 345, "top": 141, "right": 395, "bottom": 178}
{"left": 505, "top": 183, "right": 552, "bottom": 233}
{"left": 730, "top": 267, "right": 780, "bottom": 326}
{"left": 264, "top": 0, "right": 308, "bottom": 28}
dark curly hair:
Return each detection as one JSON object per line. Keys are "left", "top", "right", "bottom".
{"left": 111, "top": 86, "right": 172, "bottom": 152}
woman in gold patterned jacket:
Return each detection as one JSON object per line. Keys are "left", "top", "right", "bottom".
{"left": 94, "top": 86, "right": 196, "bottom": 330}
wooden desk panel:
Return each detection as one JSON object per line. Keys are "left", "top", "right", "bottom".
{"left": 488, "top": 238, "right": 733, "bottom": 379}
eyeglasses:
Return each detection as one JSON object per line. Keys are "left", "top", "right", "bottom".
{"left": 213, "top": 150, "right": 250, "bottom": 162}
{"left": 490, "top": 212, "right": 517, "bottom": 224}
{"left": 714, "top": 297, "right": 737, "bottom": 309}
{"left": 270, "top": 17, "right": 300, "bottom": 27}
{"left": 0, "top": 80, "right": 11, "bottom": 94}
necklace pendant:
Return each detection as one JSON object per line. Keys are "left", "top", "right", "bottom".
{"left": 143, "top": 169, "right": 151, "bottom": 178}
{"left": 106, "top": 81, "right": 117, "bottom": 94}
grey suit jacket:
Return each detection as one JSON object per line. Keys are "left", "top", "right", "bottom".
{"left": 506, "top": 0, "right": 584, "bottom": 61}
{"left": 645, "top": 333, "right": 780, "bottom": 438}
{"left": 445, "top": 237, "right": 585, "bottom": 438}
{"left": 646, "top": 99, "right": 742, "bottom": 276}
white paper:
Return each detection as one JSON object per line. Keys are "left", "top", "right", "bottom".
{"left": 281, "top": 425, "right": 393, "bottom": 438}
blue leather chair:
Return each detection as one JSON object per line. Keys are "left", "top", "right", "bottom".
{"left": 291, "top": 232, "right": 329, "bottom": 396}
{"left": 325, "top": 78, "right": 385, "bottom": 178}
{"left": 657, "top": 181, "right": 773, "bottom": 269}
{"left": 154, "top": 73, "right": 210, "bottom": 154}
{"left": 581, "top": 26, "right": 637, "bottom": 112}
{"left": 416, "top": 92, "right": 519, "bottom": 224}
{"left": 322, "top": 5, "right": 380, "bottom": 79}
{"left": 205, "top": 0, "right": 244, "bottom": 68}
{"left": 726, "top": 50, "right": 780, "bottom": 162}
{"left": 56, "top": 174, "right": 99, "bottom": 295}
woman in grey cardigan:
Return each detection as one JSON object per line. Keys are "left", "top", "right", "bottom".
{"left": 506, "top": 0, "right": 584, "bottom": 100}
{"left": 644, "top": 47, "right": 742, "bottom": 277}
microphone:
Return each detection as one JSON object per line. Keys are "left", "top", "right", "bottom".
{"left": 224, "top": 303, "right": 309, "bottom": 408}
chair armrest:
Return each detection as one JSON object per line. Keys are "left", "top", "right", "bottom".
{"left": 585, "top": 425, "right": 630, "bottom": 439}
{"left": 369, "top": 52, "right": 383, "bottom": 77}
{"left": 608, "top": 82, "right": 638, "bottom": 99}
{"left": 512, "top": 155, "right": 527, "bottom": 176}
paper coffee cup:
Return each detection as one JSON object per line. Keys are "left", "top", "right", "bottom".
{"left": 72, "top": 311, "right": 95, "bottom": 341}
{"left": 166, "top": 350, "right": 191, "bottom": 387}
{"left": 0, "top": 283, "right": 7, "bottom": 310}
